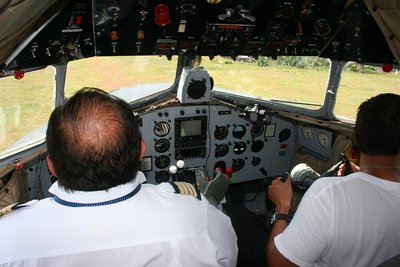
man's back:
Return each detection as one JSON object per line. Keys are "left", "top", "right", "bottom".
{"left": 0, "top": 178, "right": 238, "bottom": 267}
{"left": 274, "top": 172, "right": 400, "bottom": 266}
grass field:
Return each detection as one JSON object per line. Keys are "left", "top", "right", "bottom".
{"left": 0, "top": 56, "right": 399, "bottom": 153}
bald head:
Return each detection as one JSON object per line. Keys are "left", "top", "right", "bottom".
{"left": 46, "top": 88, "right": 141, "bottom": 191}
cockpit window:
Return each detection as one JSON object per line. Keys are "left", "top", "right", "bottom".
{"left": 201, "top": 56, "right": 329, "bottom": 109}
{"left": 335, "top": 62, "right": 400, "bottom": 121}
{"left": 65, "top": 56, "right": 177, "bottom": 96}
{"left": 0, "top": 66, "right": 54, "bottom": 156}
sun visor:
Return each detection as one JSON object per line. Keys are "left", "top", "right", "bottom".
{"left": 364, "top": 0, "right": 400, "bottom": 64}
{"left": 0, "top": 0, "right": 59, "bottom": 66}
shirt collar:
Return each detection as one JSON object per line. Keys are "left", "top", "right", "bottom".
{"left": 49, "top": 171, "right": 146, "bottom": 204}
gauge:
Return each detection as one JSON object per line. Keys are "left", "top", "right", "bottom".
{"left": 233, "top": 142, "right": 247, "bottom": 155}
{"left": 214, "top": 126, "right": 229, "bottom": 140}
{"left": 232, "top": 158, "right": 245, "bottom": 171}
{"left": 279, "top": 128, "right": 291, "bottom": 142}
{"left": 178, "top": 0, "right": 198, "bottom": 17}
{"left": 154, "top": 138, "right": 170, "bottom": 153}
{"left": 155, "top": 171, "right": 170, "bottom": 183}
{"left": 232, "top": 125, "right": 246, "bottom": 139}
{"left": 252, "top": 157, "right": 261, "bottom": 166}
{"left": 251, "top": 122, "right": 264, "bottom": 137}
{"left": 317, "top": 132, "right": 330, "bottom": 147}
{"left": 215, "top": 143, "right": 229, "bottom": 158}
{"left": 154, "top": 121, "right": 170, "bottom": 137}
{"left": 302, "top": 127, "right": 312, "bottom": 140}
{"left": 251, "top": 140, "right": 264, "bottom": 152}
{"left": 154, "top": 155, "right": 171, "bottom": 169}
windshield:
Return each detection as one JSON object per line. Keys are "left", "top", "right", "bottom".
{"left": 65, "top": 56, "right": 177, "bottom": 95}
{"left": 1, "top": 55, "right": 398, "bottom": 157}
{"left": 201, "top": 56, "right": 329, "bottom": 109}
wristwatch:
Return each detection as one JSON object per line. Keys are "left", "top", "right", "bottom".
{"left": 270, "top": 212, "right": 293, "bottom": 225}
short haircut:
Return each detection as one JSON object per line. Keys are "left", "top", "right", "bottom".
{"left": 46, "top": 87, "right": 141, "bottom": 191}
{"left": 355, "top": 93, "right": 400, "bottom": 156}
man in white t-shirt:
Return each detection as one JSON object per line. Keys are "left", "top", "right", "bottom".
{"left": 266, "top": 93, "right": 400, "bottom": 266}
{"left": 0, "top": 88, "right": 237, "bottom": 267}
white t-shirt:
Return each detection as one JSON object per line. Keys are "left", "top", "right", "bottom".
{"left": 275, "top": 172, "right": 400, "bottom": 267}
{"left": 0, "top": 172, "right": 238, "bottom": 267}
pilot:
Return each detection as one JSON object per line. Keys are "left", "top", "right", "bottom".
{"left": 266, "top": 93, "right": 400, "bottom": 266}
{"left": 0, "top": 87, "right": 238, "bottom": 266}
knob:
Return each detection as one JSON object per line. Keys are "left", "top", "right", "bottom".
{"left": 169, "top": 165, "right": 177, "bottom": 174}
{"left": 177, "top": 160, "right": 185, "bottom": 169}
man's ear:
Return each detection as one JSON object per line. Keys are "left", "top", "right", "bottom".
{"left": 139, "top": 139, "right": 146, "bottom": 160}
{"left": 46, "top": 155, "right": 57, "bottom": 177}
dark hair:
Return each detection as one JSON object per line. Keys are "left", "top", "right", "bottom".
{"left": 46, "top": 87, "right": 141, "bottom": 191}
{"left": 355, "top": 93, "right": 400, "bottom": 156}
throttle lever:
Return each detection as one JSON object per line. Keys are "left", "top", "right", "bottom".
{"left": 280, "top": 171, "right": 290, "bottom": 183}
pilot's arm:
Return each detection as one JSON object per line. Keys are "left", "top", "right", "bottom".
{"left": 266, "top": 176, "right": 297, "bottom": 267}
{"left": 266, "top": 176, "right": 332, "bottom": 267}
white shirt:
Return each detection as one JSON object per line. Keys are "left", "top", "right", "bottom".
{"left": 0, "top": 172, "right": 238, "bottom": 267}
{"left": 275, "top": 172, "right": 400, "bottom": 267}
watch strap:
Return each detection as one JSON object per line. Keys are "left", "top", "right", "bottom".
{"left": 271, "top": 213, "right": 293, "bottom": 225}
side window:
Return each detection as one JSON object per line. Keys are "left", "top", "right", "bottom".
{"left": 0, "top": 67, "right": 55, "bottom": 157}
{"left": 335, "top": 62, "right": 400, "bottom": 121}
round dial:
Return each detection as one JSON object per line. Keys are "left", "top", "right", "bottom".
{"left": 155, "top": 171, "right": 170, "bottom": 183}
{"left": 252, "top": 157, "right": 261, "bottom": 166}
{"left": 154, "top": 121, "right": 170, "bottom": 137}
{"left": 232, "top": 125, "right": 246, "bottom": 139}
{"left": 302, "top": 127, "right": 312, "bottom": 140}
{"left": 233, "top": 142, "right": 247, "bottom": 155}
{"left": 214, "top": 126, "right": 229, "bottom": 140}
{"left": 251, "top": 140, "right": 264, "bottom": 152}
{"left": 232, "top": 158, "right": 245, "bottom": 171}
{"left": 317, "top": 132, "right": 330, "bottom": 147}
{"left": 279, "top": 128, "right": 291, "bottom": 142}
{"left": 215, "top": 143, "right": 229, "bottom": 158}
{"left": 154, "top": 155, "right": 171, "bottom": 169}
{"left": 154, "top": 138, "right": 170, "bottom": 153}
{"left": 251, "top": 123, "right": 264, "bottom": 137}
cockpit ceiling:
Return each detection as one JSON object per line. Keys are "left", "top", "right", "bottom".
{"left": 0, "top": 0, "right": 398, "bottom": 72}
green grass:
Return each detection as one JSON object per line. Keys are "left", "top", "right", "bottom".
{"left": 0, "top": 56, "right": 398, "bottom": 154}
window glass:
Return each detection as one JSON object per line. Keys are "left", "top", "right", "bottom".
{"left": 65, "top": 56, "right": 177, "bottom": 96}
{"left": 201, "top": 56, "right": 330, "bottom": 109}
{"left": 335, "top": 62, "right": 400, "bottom": 121}
{"left": 0, "top": 67, "right": 54, "bottom": 156}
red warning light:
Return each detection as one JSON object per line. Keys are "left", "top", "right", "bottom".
{"left": 382, "top": 63, "right": 393, "bottom": 73}
{"left": 154, "top": 4, "right": 171, "bottom": 27}
{"left": 14, "top": 70, "right": 25, "bottom": 80}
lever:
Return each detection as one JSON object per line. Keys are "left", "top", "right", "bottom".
{"left": 218, "top": 8, "right": 234, "bottom": 21}
{"left": 280, "top": 171, "right": 289, "bottom": 183}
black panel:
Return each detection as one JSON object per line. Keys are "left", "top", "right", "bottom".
{"left": 2, "top": 0, "right": 397, "bottom": 72}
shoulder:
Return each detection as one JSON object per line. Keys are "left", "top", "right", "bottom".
{"left": 148, "top": 181, "right": 202, "bottom": 200}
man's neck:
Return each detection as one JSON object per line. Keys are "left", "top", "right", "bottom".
{"left": 359, "top": 154, "right": 400, "bottom": 182}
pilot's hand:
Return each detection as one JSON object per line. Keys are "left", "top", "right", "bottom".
{"left": 268, "top": 176, "right": 292, "bottom": 213}
{"left": 198, "top": 169, "right": 230, "bottom": 208}
{"left": 337, "top": 161, "right": 359, "bottom": 176}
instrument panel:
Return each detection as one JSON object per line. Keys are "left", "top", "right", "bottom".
{"left": 138, "top": 104, "right": 295, "bottom": 184}
{"left": 2, "top": 0, "right": 396, "bottom": 73}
